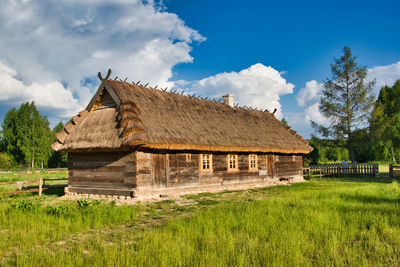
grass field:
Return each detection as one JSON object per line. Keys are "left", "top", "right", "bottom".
{"left": 0, "top": 174, "right": 400, "bottom": 266}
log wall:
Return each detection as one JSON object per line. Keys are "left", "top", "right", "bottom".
{"left": 136, "top": 151, "right": 303, "bottom": 189}
{"left": 66, "top": 151, "right": 304, "bottom": 197}
{"left": 274, "top": 155, "right": 303, "bottom": 177}
{"left": 67, "top": 151, "right": 136, "bottom": 196}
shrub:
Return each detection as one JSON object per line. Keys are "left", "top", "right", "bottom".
{"left": 77, "top": 198, "right": 100, "bottom": 209}
{"left": 11, "top": 199, "right": 42, "bottom": 212}
{"left": 0, "top": 152, "right": 12, "bottom": 169}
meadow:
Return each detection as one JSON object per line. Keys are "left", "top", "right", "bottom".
{"left": 0, "top": 172, "right": 399, "bottom": 266}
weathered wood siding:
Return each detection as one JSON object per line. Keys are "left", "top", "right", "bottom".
{"left": 274, "top": 155, "right": 303, "bottom": 177}
{"left": 67, "top": 151, "right": 303, "bottom": 196}
{"left": 136, "top": 152, "right": 303, "bottom": 189}
{"left": 68, "top": 151, "right": 136, "bottom": 196}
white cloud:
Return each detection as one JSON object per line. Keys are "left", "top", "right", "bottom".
{"left": 304, "top": 103, "right": 329, "bottom": 125}
{"left": 296, "top": 80, "right": 324, "bottom": 107}
{"left": 191, "top": 63, "right": 294, "bottom": 119}
{"left": 0, "top": 0, "right": 204, "bottom": 124}
{"left": 367, "top": 61, "right": 400, "bottom": 93}
{"left": 0, "top": 62, "right": 82, "bottom": 118}
{"left": 285, "top": 103, "right": 330, "bottom": 138}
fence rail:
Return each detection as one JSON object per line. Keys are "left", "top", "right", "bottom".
{"left": 303, "top": 168, "right": 323, "bottom": 179}
{"left": 0, "top": 177, "right": 68, "bottom": 196}
{"left": 389, "top": 164, "right": 400, "bottom": 177}
{"left": 309, "top": 163, "right": 379, "bottom": 177}
{"left": 0, "top": 168, "right": 67, "bottom": 174}
{"left": 0, "top": 178, "right": 44, "bottom": 196}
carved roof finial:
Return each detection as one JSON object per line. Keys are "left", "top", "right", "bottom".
{"left": 98, "top": 69, "right": 112, "bottom": 81}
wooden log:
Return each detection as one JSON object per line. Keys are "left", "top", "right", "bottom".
{"left": 39, "top": 178, "right": 42, "bottom": 197}
{"left": 0, "top": 179, "right": 41, "bottom": 185}
{"left": 389, "top": 164, "right": 393, "bottom": 177}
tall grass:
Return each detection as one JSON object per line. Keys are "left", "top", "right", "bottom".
{"left": 1, "top": 177, "right": 400, "bottom": 266}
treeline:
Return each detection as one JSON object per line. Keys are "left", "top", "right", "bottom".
{"left": 305, "top": 80, "right": 400, "bottom": 165}
{"left": 0, "top": 102, "right": 67, "bottom": 169}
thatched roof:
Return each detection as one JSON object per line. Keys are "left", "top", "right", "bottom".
{"left": 52, "top": 75, "right": 312, "bottom": 154}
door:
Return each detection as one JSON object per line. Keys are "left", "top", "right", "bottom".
{"left": 267, "top": 155, "right": 274, "bottom": 178}
{"left": 152, "top": 154, "right": 167, "bottom": 186}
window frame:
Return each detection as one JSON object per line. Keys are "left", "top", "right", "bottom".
{"left": 200, "top": 154, "right": 213, "bottom": 172}
{"left": 227, "top": 154, "right": 239, "bottom": 172}
{"left": 249, "top": 154, "right": 258, "bottom": 171}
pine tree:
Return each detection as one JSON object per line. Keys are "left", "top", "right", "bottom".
{"left": 312, "top": 46, "right": 375, "bottom": 162}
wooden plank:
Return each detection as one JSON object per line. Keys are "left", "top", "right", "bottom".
{"left": 69, "top": 176, "right": 126, "bottom": 183}
{"left": 69, "top": 171, "right": 134, "bottom": 178}
{"left": 0, "top": 188, "right": 48, "bottom": 195}
{"left": 69, "top": 181, "right": 129, "bottom": 188}
{"left": 104, "top": 83, "right": 122, "bottom": 106}
{"left": 0, "top": 179, "right": 41, "bottom": 185}
{"left": 69, "top": 166, "right": 126, "bottom": 172}
{"left": 152, "top": 154, "right": 166, "bottom": 186}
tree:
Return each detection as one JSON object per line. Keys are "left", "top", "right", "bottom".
{"left": 1, "top": 102, "right": 53, "bottom": 168}
{"left": 369, "top": 80, "right": 400, "bottom": 163}
{"left": 281, "top": 118, "right": 288, "bottom": 125}
{"left": 48, "top": 122, "right": 68, "bottom": 168}
{"left": 0, "top": 153, "right": 12, "bottom": 169}
{"left": 312, "top": 46, "right": 375, "bottom": 162}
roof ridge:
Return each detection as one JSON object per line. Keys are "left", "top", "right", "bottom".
{"left": 108, "top": 79, "right": 276, "bottom": 115}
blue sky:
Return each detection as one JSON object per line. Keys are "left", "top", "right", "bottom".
{"left": 166, "top": 0, "right": 400, "bottom": 113}
{"left": 0, "top": 0, "right": 399, "bottom": 138}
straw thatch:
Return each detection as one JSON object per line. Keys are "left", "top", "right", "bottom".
{"left": 52, "top": 78, "right": 313, "bottom": 154}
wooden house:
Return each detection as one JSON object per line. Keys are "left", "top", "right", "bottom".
{"left": 52, "top": 70, "right": 313, "bottom": 199}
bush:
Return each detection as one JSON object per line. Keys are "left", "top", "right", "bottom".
{"left": 0, "top": 152, "right": 12, "bottom": 169}
{"left": 11, "top": 199, "right": 42, "bottom": 212}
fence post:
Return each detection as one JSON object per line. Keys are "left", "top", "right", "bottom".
{"left": 389, "top": 164, "right": 393, "bottom": 178}
{"left": 308, "top": 168, "right": 311, "bottom": 180}
{"left": 39, "top": 177, "right": 42, "bottom": 197}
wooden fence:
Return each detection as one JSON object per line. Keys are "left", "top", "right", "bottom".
{"left": 0, "top": 177, "right": 68, "bottom": 196}
{"left": 0, "top": 168, "right": 67, "bottom": 174}
{"left": 309, "top": 163, "right": 379, "bottom": 177}
{"left": 303, "top": 168, "right": 323, "bottom": 179}
{"left": 0, "top": 178, "right": 44, "bottom": 196}
{"left": 389, "top": 164, "right": 400, "bottom": 177}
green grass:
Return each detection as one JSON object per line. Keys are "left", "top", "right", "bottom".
{"left": 1, "top": 176, "right": 400, "bottom": 266}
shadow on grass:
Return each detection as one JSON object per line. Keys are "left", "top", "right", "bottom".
{"left": 43, "top": 187, "right": 65, "bottom": 197}
{"left": 336, "top": 202, "right": 400, "bottom": 219}
{"left": 317, "top": 176, "right": 400, "bottom": 184}
{"left": 340, "top": 193, "right": 400, "bottom": 206}
{"left": 22, "top": 185, "right": 66, "bottom": 197}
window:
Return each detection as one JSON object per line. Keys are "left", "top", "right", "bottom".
{"left": 276, "top": 155, "right": 279, "bottom": 161}
{"left": 186, "top": 154, "right": 192, "bottom": 162}
{"left": 227, "top": 154, "right": 238, "bottom": 171}
{"left": 292, "top": 155, "right": 296, "bottom": 162}
{"left": 200, "top": 154, "right": 212, "bottom": 172}
{"left": 249, "top": 154, "right": 258, "bottom": 170}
